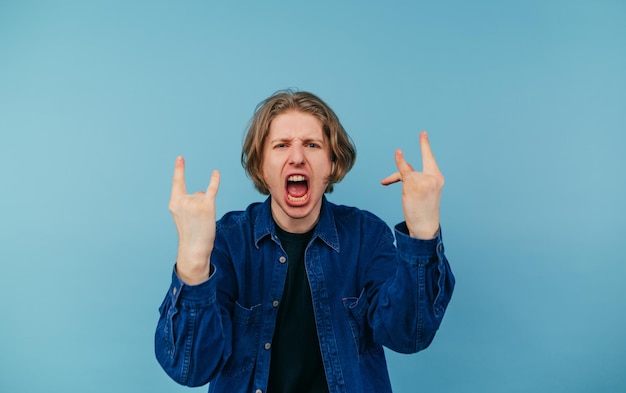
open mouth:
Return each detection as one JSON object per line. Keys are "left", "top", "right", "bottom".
{"left": 286, "top": 175, "right": 309, "bottom": 203}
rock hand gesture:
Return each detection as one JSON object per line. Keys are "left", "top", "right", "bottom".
{"left": 381, "top": 131, "right": 444, "bottom": 240}
{"left": 169, "top": 156, "right": 221, "bottom": 285}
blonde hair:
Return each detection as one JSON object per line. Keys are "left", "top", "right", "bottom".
{"left": 241, "top": 90, "right": 356, "bottom": 194}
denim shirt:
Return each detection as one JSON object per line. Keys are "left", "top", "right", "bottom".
{"left": 155, "top": 196, "right": 454, "bottom": 393}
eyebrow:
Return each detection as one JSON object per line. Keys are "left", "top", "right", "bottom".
{"left": 269, "top": 137, "right": 325, "bottom": 145}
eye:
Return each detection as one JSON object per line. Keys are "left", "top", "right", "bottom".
{"left": 307, "top": 143, "right": 320, "bottom": 149}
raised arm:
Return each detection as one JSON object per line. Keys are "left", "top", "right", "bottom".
{"left": 168, "top": 156, "right": 220, "bottom": 284}
{"left": 381, "top": 131, "right": 444, "bottom": 239}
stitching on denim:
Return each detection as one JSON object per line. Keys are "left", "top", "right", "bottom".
{"left": 416, "top": 262, "right": 425, "bottom": 352}
{"left": 181, "top": 306, "right": 196, "bottom": 385}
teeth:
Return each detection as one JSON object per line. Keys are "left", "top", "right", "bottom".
{"left": 288, "top": 175, "right": 306, "bottom": 182}
{"left": 288, "top": 194, "right": 308, "bottom": 202}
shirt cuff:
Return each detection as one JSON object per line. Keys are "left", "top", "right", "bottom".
{"left": 168, "top": 264, "right": 217, "bottom": 305}
{"left": 394, "top": 222, "right": 444, "bottom": 263}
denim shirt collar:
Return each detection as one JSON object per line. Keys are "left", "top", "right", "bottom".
{"left": 253, "top": 196, "right": 340, "bottom": 253}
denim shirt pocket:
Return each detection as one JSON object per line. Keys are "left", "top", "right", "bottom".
{"left": 221, "top": 301, "right": 262, "bottom": 377}
{"left": 342, "top": 289, "right": 383, "bottom": 358}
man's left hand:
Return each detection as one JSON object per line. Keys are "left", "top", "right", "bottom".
{"left": 381, "top": 131, "right": 444, "bottom": 240}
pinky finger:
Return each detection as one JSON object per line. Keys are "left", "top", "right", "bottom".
{"left": 206, "top": 170, "right": 221, "bottom": 198}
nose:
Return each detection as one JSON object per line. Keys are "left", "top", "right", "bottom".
{"left": 288, "top": 144, "right": 305, "bottom": 165}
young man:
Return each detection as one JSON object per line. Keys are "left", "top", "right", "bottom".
{"left": 155, "top": 90, "right": 455, "bottom": 393}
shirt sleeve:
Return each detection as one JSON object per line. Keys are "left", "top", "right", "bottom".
{"left": 154, "top": 263, "right": 232, "bottom": 387}
{"left": 368, "top": 222, "right": 455, "bottom": 353}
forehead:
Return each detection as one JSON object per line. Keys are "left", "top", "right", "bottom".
{"left": 267, "top": 110, "right": 325, "bottom": 140}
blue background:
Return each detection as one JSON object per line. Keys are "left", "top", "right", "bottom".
{"left": 1, "top": 1, "right": 625, "bottom": 392}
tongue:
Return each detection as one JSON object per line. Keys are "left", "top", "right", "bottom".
{"left": 287, "top": 182, "right": 307, "bottom": 198}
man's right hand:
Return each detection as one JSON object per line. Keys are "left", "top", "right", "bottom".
{"left": 169, "top": 156, "right": 220, "bottom": 285}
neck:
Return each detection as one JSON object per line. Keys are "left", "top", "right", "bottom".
{"left": 270, "top": 200, "right": 322, "bottom": 234}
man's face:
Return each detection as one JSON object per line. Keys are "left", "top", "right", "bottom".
{"left": 262, "top": 110, "right": 332, "bottom": 233}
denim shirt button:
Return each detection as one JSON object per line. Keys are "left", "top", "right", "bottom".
{"left": 255, "top": 390, "right": 263, "bottom": 393}
{"left": 272, "top": 300, "right": 279, "bottom": 307}
{"left": 172, "top": 287, "right": 177, "bottom": 296}
{"left": 264, "top": 342, "right": 271, "bottom": 350}
{"left": 279, "top": 256, "right": 287, "bottom": 264}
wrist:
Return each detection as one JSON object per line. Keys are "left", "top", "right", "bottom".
{"left": 407, "top": 223, "right": 439, "bottom": 240}
{"left": 175, "top": 249, "right": 212, "bottom": 285}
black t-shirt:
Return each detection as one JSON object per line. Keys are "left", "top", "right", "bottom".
{"left": 267, "top": 225, "right": 329, "bottom": 393}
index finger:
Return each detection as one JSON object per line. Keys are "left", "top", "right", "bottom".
{"left": 395, "top": 149, "right": 415, "bottom": 176}
{"left": 171, "top": 156, "right": 187, "bottom": 198}
{"left": 420, "top": 131, "right": 440, "bottom": 174}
